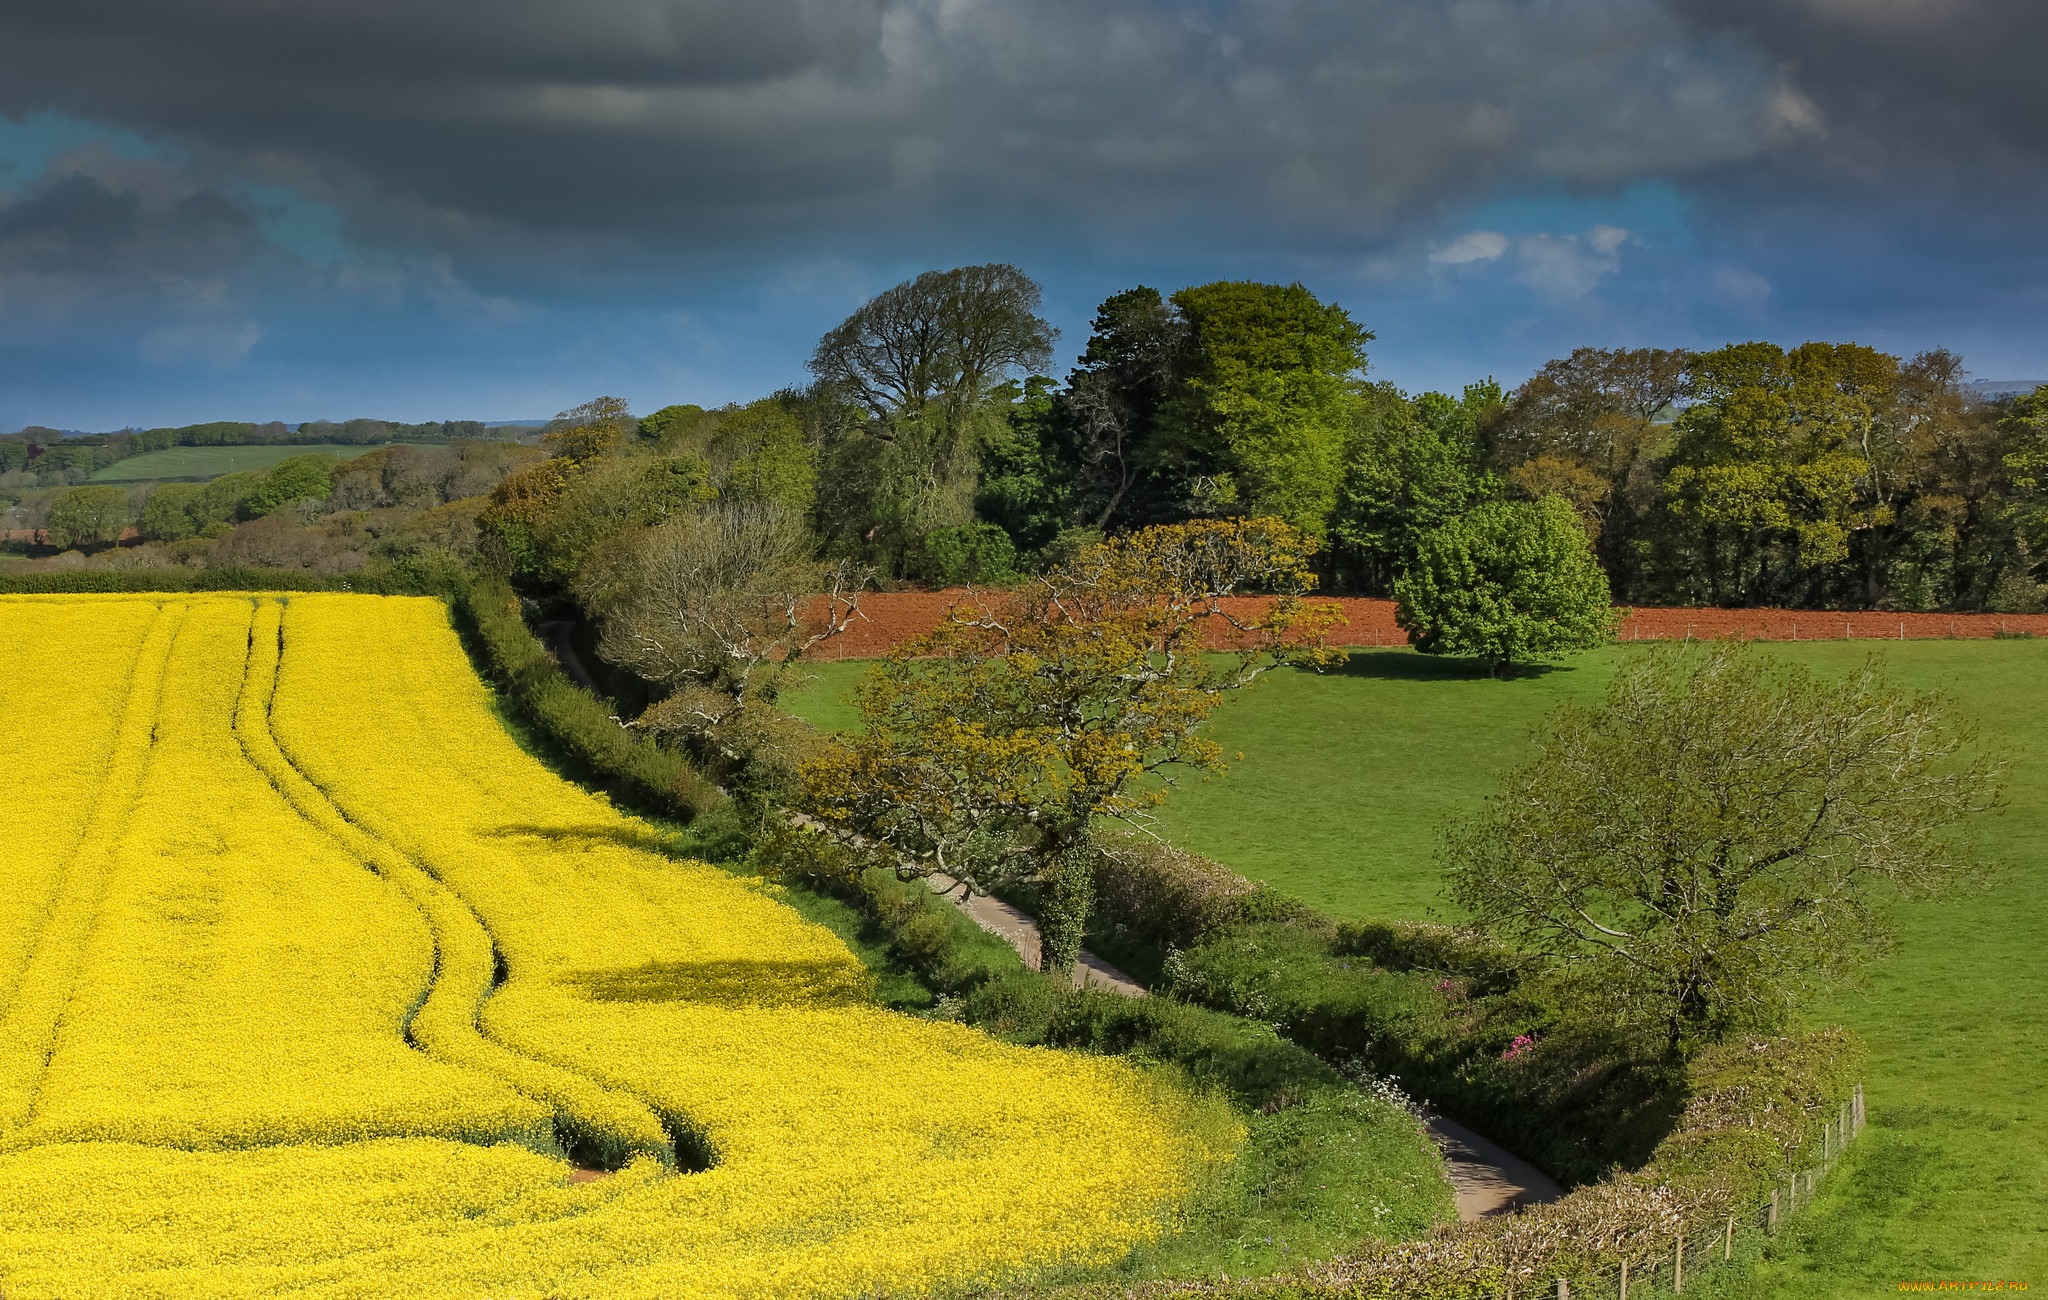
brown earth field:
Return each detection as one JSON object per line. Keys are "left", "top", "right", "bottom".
{"left": 805, "top": 590, "right": 2048, "bottom": 659}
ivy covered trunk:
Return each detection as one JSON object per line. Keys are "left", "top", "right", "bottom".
{"left": 1035, "top": 844, "right": 1095, "bottom": 985}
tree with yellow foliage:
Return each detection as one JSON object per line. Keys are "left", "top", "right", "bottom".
{"left": 797, "top": 518, "right": 1342, "bottom": 980}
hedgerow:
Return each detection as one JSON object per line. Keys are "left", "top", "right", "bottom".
{"left": 451, "top": 577, "right": 719, "bottom": 822}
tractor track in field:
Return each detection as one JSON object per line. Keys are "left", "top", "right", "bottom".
{"left": 0, "top": 601, "right": 186, "bottom": 1132}
{"left": 230, "top": 598, "right": 683, "bottom": 1175}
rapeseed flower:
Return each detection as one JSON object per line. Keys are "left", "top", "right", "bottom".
{"left": 0, "top": 594, "right": 1231, "bottom": 1299}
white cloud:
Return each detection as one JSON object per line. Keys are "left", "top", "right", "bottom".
{"left": 1715, "top": 266, "right": 1773, "bottom": 306}
{"left": 1512, "top": 226, "right": 1634, "bottom": 298}
{"left": 1431, "top": 230, "right": 1509, "bottom": 265}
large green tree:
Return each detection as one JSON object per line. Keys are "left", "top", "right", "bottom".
{"left": 1650, "top": 342, "right": 1884, "bottom": 606}
{"left": 45, "top": 485, "right": 129, "bottom": 548}
{"left": 1394, "top": 495, "right": 1614, "bottom": 675}
{"left": 1153, "top": 281, "right": 1371, "bottom": 538}
{"left": 1329, "top": 381, "right": 1502, "bottom": 594}
{"left": 1445, "top": 642, "right": 2005, "bottom": 1054}
{"left": 1055, "top": 286, "right": 1187, "bottom": 531}
{"left": 808, "top": 264, "right": 1055, "bottom": 557}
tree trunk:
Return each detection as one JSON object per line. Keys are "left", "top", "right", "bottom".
{"left": 1035, "top": 845, "right": 1095, "bottom": 985}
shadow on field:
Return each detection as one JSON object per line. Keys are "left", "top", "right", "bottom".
{"left": 485, "top": 822, "right": 690, "bottom": 858}
{"left": 558, "top": 959, "right": 872, "bottom": 1008}
{"left": 1314, "top": 649, "right": 1576, "bottom": 682}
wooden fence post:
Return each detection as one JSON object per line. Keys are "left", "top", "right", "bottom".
{"left": 1726, "top": 1214, "right": 1735, "bottom": 1260}
{"left": 1619, "top": 1258, "right": 1628, "bottom": 1300}
{"left": 1675, "top": 1233, "right": 1684, "bottom": 1293}
{"left": 1769, "top": 1188, "right": 1779, "bottom": 1231}
{"left": 1557, "top": 1277, "right": 1569, "bottom": 1300}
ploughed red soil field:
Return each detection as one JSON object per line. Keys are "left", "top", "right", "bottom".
{"left": 804, "top": 590, "right": 2048, "bottom": 660}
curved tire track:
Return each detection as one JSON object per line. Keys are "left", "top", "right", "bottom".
{"left": 233, "top": 598, "right": 681, "bottom": 1171}
{"left": 0, "top": 601, "right": 186, "bottom": 1138}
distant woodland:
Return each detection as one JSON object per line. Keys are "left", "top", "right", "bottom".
{"left": 6, "top": 265, "right": 2046, "bottom": 614}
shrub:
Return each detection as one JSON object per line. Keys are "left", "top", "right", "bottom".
{"left": 909, "top": 520, "right": 1022, "bottom": 585}
{"left": 1169, "top": 921, "right": 1681, "bottom": 1184}
{"left": 1092, "top": 833, "right": 1263, "bottom": 954}
{"left": 1394, "top": 495, "right": 1616, "bottom": 674}
{"left": 454, "top": 578, "right": 718, "bottom": 822}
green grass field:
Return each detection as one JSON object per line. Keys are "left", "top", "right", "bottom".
{"left": 87, "top": 442, "right": 423, "bottom": 482}
{"left": 785, "top": 640, "right": 2048, "bottom": 1294}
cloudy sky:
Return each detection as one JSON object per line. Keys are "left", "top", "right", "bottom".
{"left": 1, "top": 0, "right": 2043, "bottom": 430}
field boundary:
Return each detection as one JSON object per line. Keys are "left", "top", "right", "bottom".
{"left": 800, "top": 592, "right": 2048, "bottom": 659}
{"left": 1507, "top": 1085, "right": 1869, "bottom": 1300}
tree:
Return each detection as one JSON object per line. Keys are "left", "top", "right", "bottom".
{"left": 45, "top": 485, "right": 129, "bottom": 548}
{"left": 1444, "top": 642, "right": 2004, "bottom": 1054}
{"left": 139, "top": 483, "right": 204, "bottom": 542}
{"left": 243, "top": 454, "right": 336, "bottom": 516}
{"left": 579, "top": 503, "right": 868, "bottom": 808}
{"left": 1154, "top": 281, "right": 1372, "bottom": 538}
{"left": 1489, "top": 346, "right": 1689, "bottom": 591}
{"left": 1394, "top": 496, "right": 1615, "bottom": 674}
{"left": 478, "top": 396, "right": 638, "bottom": 579}
{"left": 797, "top": 518, "right": 1342, "bottom": 980}
{"left": 1056, "top": 286, "right": 1188, "bottom": 530}
{"left": 1648, "top": 343, "right": 1874, "bottom": 606}
{"left": 1329, "top": 381, "right": 1501, "bottom": 594}
{"left": 974, "top": 376, "right": 1071, "bottom": 557}
{"left": 808, "top": 265, "right": 1055, "bottom": 549}
{"left": 702, "top": 399, "right": 818, "bottom": 515}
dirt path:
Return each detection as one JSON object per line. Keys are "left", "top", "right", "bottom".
{"left": 1423, "top": 1111, "right": 1564, "bottom": 1220}
{"left": 536, "top": 620, "right": 600, "bottom": 693}
{"left": 925, "top": 874, "right": 1145, "bottom": 996}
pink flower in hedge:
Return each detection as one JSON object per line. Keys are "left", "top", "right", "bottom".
{"left": 1502, "top": 1034, "right": 1539, "bottom": 1062}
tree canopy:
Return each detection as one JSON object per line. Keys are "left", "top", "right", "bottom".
{"left": 796, "top": 518, "right": 1342, "bottom": 978}
{"left": 1444, "top": 642, "right": 2005, "bottom": 1053}
{"left": 1393, "top": 495, "right": 1615, "bottom": 674}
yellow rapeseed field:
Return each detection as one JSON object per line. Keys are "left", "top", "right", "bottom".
{"left": 0, "top": 593, "right": 1231, "bottom": 1300}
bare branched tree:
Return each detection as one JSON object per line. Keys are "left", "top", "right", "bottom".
{"left": 580, "top": 503, "right": 871, "bottom": 798}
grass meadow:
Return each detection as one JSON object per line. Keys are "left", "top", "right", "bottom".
{"left": 786, "top": 639, "right": 2048, "bottom": 1295}
{"left": 86, "top": 442, "right": 426, "bottom": 482}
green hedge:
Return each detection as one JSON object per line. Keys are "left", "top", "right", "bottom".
{"left": 453, "top": 578, "right": 718, "bottom": 822}
{"left": 1168, "top": 920, "right": 1680, "bottom": 1185}
{"left": 0, "top": 555, "right": 472, "bottom": 595}
{"left": 0, "top": 566, "right": 341, "bottom": 593}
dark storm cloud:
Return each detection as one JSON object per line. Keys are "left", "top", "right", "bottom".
{"left": 1676, "top": 0, "right": 2048, "bottom": 171}
{"left": 0, "top": 0, "right": 1806, "bottom": 256}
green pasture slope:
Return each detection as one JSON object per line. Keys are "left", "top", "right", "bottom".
{"left": 86, "top": 442, "right": 422, "bottom": 482}
{"left": 786, "top": 640, "right": 2048, "bottom": 1294}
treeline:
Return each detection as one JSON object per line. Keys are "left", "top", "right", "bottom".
{"left": 18, "top": 441, "right": 539, "bottom": 580}
{"left": 0, "top": 417, "right": 498, "bottom": 487}
{"left": 12, "top": 263, "right": 2047, "bottom": 616}
{"left": 493, "top": 266, "right": 2046, "bottom": 615}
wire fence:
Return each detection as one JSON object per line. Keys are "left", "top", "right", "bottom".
{"left": 1519, "top": 1083, "right": 1868, "bottom": 1300}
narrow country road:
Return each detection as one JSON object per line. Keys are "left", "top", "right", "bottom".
{"left": 1423, "top": 1111, "right": 1564, "bottom": 1219}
